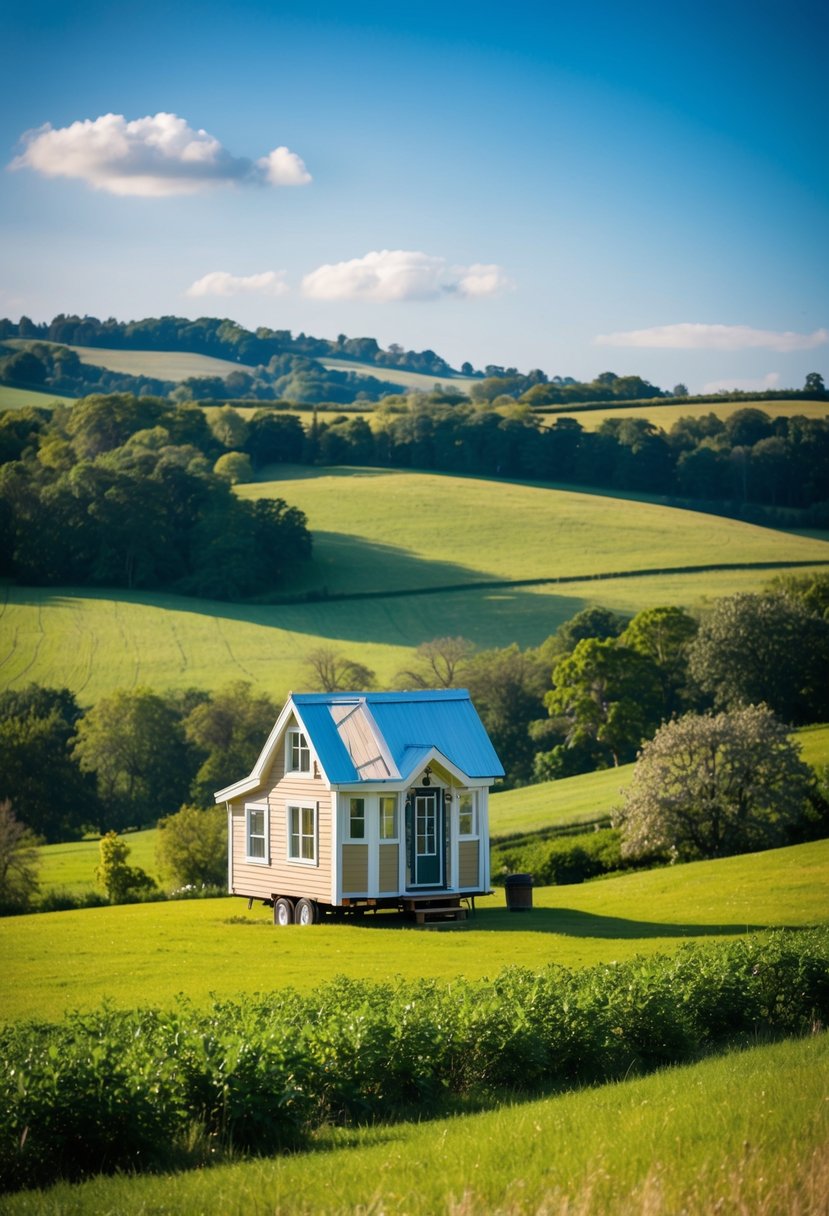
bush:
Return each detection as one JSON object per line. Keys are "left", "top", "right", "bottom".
{"left": 2, "top": 929, "right": 827, "bottom": 1193}
{"left": 492, "top": 827, "right": 625, "bottom": 886}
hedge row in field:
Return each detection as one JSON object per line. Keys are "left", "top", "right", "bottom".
{"left": 2, "top": 929, "right": 828, "bottom": 1193}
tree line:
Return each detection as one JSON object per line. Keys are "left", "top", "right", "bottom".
{"left": 0, "top": 396, "right": 311, "bottom": 596}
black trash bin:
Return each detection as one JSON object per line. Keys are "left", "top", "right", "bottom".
{"left": 504, "top": 872, "right": 533, "bottom": 912}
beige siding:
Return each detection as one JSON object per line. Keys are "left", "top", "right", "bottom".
{"left": 459, "top": 840, "right": 479, "bottom": 888}
{"left": 342, "top": 844, "right": 369, "bottom": 893}
{"left": 378, "top": 843, "right": 399, "bottom": 892}
{"left": 227, "top": 729, "right": 333, "bottom": 903}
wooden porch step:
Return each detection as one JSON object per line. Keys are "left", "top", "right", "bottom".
{"left": 412, "top": 904, "right": 468, "bottom": 925}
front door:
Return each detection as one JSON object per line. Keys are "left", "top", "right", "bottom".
{"left": 408, "top": 789, "right": 444, "bottom": 887}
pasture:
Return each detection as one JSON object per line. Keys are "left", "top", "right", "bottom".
{"left": 3, "top": 339, "right": 259, "bottom": 382}
{"left": 5, "top": 1033, "right": 826, "bottom": 1216}
{"left": 5, "top": 838, "right": 828, "bottom": 1023}
{"left": 2, "top": 466, "right": 828, "bottom": 703}
{"left": 535, "top": 396, "right": 829, "bottom": 431}
{"left": 320, "top": 356, "right": 475, "bottom": 393}
{"left": 0, "top": 385, "right": 73, "bottom": 411}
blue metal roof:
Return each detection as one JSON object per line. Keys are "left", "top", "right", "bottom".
{"left": 291, "top": 689, "right": 504, "bottom": 784}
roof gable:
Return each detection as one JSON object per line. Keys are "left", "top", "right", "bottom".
{"left": 214, "top": 688, "right": 504, "bottom": 800}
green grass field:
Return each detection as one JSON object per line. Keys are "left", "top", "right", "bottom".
{"left": 320, "top": 356, "right": 475, "bottom": 393}
{"left": 5, "top": 838, "right": 827, "bottom": 1023}
{"left": 536, "top": 397, "right": 829, "bottom": 431}
{"left": 6, "top": 1032, "right": 826, "bottom": 1216}
{"left": 3, "top": 339, "right": 258, "bottom": 382}
{"left": 0, "top": 384, "right": 74, "bottom": 411}
{"left": 240, "top": 466, "right": 829, "bottom": 596}
{"left": 2, "top": 467, "right": 827, "bottom": 704}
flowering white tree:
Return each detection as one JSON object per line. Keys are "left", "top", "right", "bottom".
{"left": 613, "top": 705, "right": 813, "bottom": 861}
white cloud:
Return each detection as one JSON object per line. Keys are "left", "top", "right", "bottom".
{"left": 702, "top": 372, "right": 782, "bottom": 394}
{"left": 256, "top": 146, "right": 311, "bottom": 186}
{"left": 10, "top": 112, "right": 312, "bottom": 197}
{"left": 185, "top": 271, "right": 289, "bottom": 298}
{"left": 593, "top": 323, "right": 829, "bottom": 353}
{"left": 301, "top": 249, "right": 513, "bottom": 302}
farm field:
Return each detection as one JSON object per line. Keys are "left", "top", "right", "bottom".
{"left": 3, "top": 339, "right": 258, "bottom": 382}
{"left": 536, "top": 396, "right": 829, "bottom": 431}
{"left": 320, "top": 356, "right": 475, "bottom": 393}
{"left": 3, "top": 465, "right": 828, "bottom": 704}
{"left": 6, "top": 1032, "right": 826, "bottom": 1216}
{"left": 239, "top": 466, "right": 829, "bottom": 596}
{"left": 5, "top": 838, "right": 828, "bottom": 1023}
{"left": 0, "top": 384, "right": 73, "bottom": 410}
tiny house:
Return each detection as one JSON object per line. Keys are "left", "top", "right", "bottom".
{"left": 214, "top": 689, "right": 504, "bottom": 924}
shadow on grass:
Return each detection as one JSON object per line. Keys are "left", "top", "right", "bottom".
{"left": 342, "top": 906, "right": 781, "bottom": 940}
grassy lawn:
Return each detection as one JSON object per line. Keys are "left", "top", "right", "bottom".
{"left": 6, "top": 1032, "right": 826, "bottom": 1215}
{"left": 37, "top": 828, "right": 160, "bottom": 897}
{"left": 5, "top": 838, "right": 828, "bottom": 1023}
{"left": 536, "top": 397, "right": 829, "bottom": 431}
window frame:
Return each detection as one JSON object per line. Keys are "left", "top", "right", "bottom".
{"left": 245, "top": 802, "right": 269, "bottom": 864}
{"left": 287, "top": 802, "right": 318, "bottom": 866}
{"left": 457, "top": 791, "right": 478, "bottom": 839}
{"left": 379, "top": 795, "right": 399, "bottom": 841}
{"left": 347, "top": 796, "right": 366, "bottom": 841}
{"left": 285, "top": 727, "right": 311, "bottom": 776}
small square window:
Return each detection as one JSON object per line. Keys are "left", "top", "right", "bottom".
{"left": 379, "top": 796, "right": 398, "bottom": 840}
{"left": 246, "top": 805, "right": 268, "bottom": 861}
{"left": 349, "top": 797, "right": 366, "bottom": 840}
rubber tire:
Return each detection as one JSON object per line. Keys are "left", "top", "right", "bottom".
{"left": 274, "top": 897, "right": 294, "bottom": 926}
{"left": 294, "top": 897, "right": 317, "bottom": 926}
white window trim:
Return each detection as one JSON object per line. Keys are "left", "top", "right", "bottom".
{"left": 457, "top": 790, "right": 479, "bottom": 840}
{"left": 287, "top": 801, "right": 318, "bottom": 866}
{"left": 379, "top": 794, "right": 399, "bottom": 843}
{"left": 346, "top": 795, "right": 367, "bottom": 842}
{"left": 245, "top": 801, "right": 269, "bottom": 865}
{"left": 285, "top": 727, "right": 312, "bottom": 777}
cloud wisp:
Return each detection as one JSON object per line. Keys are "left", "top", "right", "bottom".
{"left": 301, "top": 249, "right": 513, "bottom": 302}
{"left": 10, "top": 112, "right": 311, "bottom": 197}
{"left": 593, "top": 323, "right": 828, "bottom": 353}
{"left": 186, "top": 271, "right": 289, "bottom": 298}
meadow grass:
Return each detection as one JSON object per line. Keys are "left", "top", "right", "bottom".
{"left": 320, "top": 356, "right": 475, "bottom": 393}
{"left": 37, "top": 828, "right": 161, "bottom": 897}
{"left": 0, "top": 385, "right": 73, "bottom": 411}
{"left": 5, "top": 838, "right": 828, "bottom": 1023}
{"left": 239, "top": 467, "right": 829, "bottom": 597}
{"left": 3, "top": 340, "right": 256, "bottom": 383}
{"left": 536, "top": 397, "right": 829, "bottom": 431}
{"left": 4, "top": 1031, "right": 827, "bottom": 1215}
{"left": 4, "top": 464, "right": 826, "bottom": 704}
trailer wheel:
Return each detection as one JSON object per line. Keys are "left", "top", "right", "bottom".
{"left": 294, "top": 897, "right": 317, "bottom": 926}
{"left": 274, "top": 897, "right": 294, "bottom": 926}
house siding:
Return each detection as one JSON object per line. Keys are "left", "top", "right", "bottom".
{"left": 378, "top": 843, "right": 399, "bottom": 892}
{"left": 458, "top": 840, "right": 479, "bottom": 888}
{"left": 341, "top": 844, "right": 369, "bottom": 893}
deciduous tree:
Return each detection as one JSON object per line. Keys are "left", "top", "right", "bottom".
{"left": 156, "top": 805, "right": 227, "bottom": 889}
{"left": 613, "top": 705, "right": 813, "bottom": 860}
{"left": 0, "top": 800, "right": 40, "bottom": 912}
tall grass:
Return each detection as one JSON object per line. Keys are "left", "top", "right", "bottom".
{"left": 5, "top": 1033, "right": 824, "bottom": 1216}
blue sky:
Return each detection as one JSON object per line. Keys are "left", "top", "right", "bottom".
{"left": 2, "top": 0, "right": 827, "bottom": 391}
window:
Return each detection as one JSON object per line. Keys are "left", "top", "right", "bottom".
{"left": 287, "top": 728, "right": 310, "bottom": 774}
{"left": 348, "top": 797, "right": 366, "bottom": 840}
{"left": 458, "top": 792, "right": 477, "bottom": 837}
{"left": 379, "top": 796, "right": 398, "bottom": 840}
{"left": 288, "top": 804, "right": 317, "bottom": 863}
{"left": 246, "top": 804, "right": 268, "bottom": 862}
